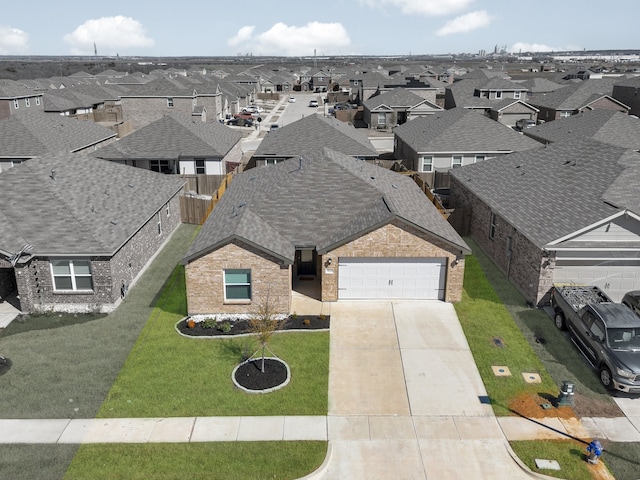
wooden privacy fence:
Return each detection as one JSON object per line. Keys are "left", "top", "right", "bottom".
{"left": 179, "top": 173, "right": 234, "bottom": 225}
{"left": 409, "top": 173, "right": 452, "bottom": 219}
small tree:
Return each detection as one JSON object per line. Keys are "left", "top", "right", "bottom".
{"left": 248, "top": 290, "right": 285, "bottom": 373}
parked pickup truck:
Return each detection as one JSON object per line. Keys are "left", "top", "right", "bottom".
{"left": 551, "top": 284, "right": 640, "bottom": 393}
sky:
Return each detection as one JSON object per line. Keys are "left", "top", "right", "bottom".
{"left": 1, "top": 0, "right": 638, "bottom": 58}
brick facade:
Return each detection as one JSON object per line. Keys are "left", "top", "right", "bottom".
{"left": 320, "top": 221, "right": 465, "bottom": 303}
{"left": 450, "top": 177, "right": 553, "bottom": 306}
{"left": 185, "top": 240, "right": 291, "bottom": 316}
{"left": 14, "top": 193, "right": 182, "bottom": 313}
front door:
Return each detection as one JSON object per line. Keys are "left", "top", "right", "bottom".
{"left": 296, "top": 249, "right": 316, "bottom": 276}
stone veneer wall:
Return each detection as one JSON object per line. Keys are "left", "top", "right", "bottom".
{"left": 450, "top": 177, "right": 552, "bottom": 306}
{"left": 320, "top": 220, "right": 465, "bottom": 303}
{"left": 185, "top": 240, "right": 291, "bottom": 315}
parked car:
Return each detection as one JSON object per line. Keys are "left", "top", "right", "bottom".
{"left": 269, "top": 124, "right": 280, "bottom": 131}
{"left": 308, "top": 100, "right": 318, "bottom": 108}
{"left": 552, "top": 284, "right": 640, "bottom": 393}
{"left": 288, "top": 97, "right": 296, "bottom": 103}
{"left": 227, "top": 118, "right": 253, "bottom": 127}
{"left": 235, "top": 112, "right": 261, "bottom": 122}
{"left": 516, "top": 118, "right": 536, "bottom": 130}
{"left": 622, "top": 291, "right": 640, "bottom": 316}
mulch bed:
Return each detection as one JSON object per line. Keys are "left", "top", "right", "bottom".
{"left": 508, "top": 392, "right": 624, "bottom": 419}
{"left": 234, "top": 358, "right": 288, "bottom": 391}
{"left": 177, "top": 314, "right": 330, "bottom": 337}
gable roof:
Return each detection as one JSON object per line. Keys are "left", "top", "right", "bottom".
{"left": 254, "top": 113, "right": 378, "bottom": 159}
{"left": 92, "top": 114, "right": 242, "bottom": 160}
{"left": 363, "top": 88, "right": 428, "bottom": 110}
{"left": 0, "top": 110, "right": 116, "bottom": 158}
{"left": 524, "top": 110, "right": 640, "bottom": 150}
{"left": 527, "top": 78, "right": 621, "bottom": 110}
{"left": 183, "top": 148, "right": 469, "bottom": 264}
{"left": 0, "top": 153, "right": 185, "bottom": 258}
{"left": 393, "top": 107, "right": 542, "bottom": 153}
{"left": 449, "top": 138, "right": 640, "bottom": 248}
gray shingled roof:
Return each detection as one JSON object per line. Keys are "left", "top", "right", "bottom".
{"left": 393, "top": 107, "right": 542, "bottom": 153}
{"left": 93, "top": 114, "right": 242, "bottom": 160}
{"left": 527, "top": 78, "right": 620, "bottom": 110}
{"left": 254, "top": 114, "right": 378, "bottom": 159}
{"left": 184, "top": 148, "right": 469, "bottom": 264}
{"left": 363, "top": 88, "right": 427, "bottom": 110}
{"left": 524, "top": 110, "right": 640, "bottom": 150}
{"left": 0, "top": 110, "right": 116, "bottom": 157}
{"left": 0, "top": 153, "right": 185, "bottom": 257}
{"left": 449, "top": 138, "right": 640, "bottom": 248}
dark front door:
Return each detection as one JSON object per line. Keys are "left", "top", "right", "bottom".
{"left": 296, "top": 249, "right": 316, "bottom": 276}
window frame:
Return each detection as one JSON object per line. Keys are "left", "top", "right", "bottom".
{"left": 167, "top": 97, "right": 174, "bottom": 108}
{"left": 157, "top": 212, "right": 162, "bottom": 236}
{"left": 51, "top": 259, "right": 94, "bottom": 292}
{"left": 195, "top": 158, "right": 206, "bottom": 174}
{"left": 495, "top": 90, "right": 503, "bottom": 99}
{"left": 224, "top": 269, "right": 252, "bottom": 302}
{"left": 514, "top": 91, "right": 522, "bottom": 100}
{"left": 25, "top": 98, "right": 31, "bottom": 107}
{"left": 475, "top": 155, "right": 485, "bottom": 163}
{"left": 420, "top": 155, "right": 433, "bottom": 173}
{"left": 489, "top": 212, "right": 498, "bottom": 240}
{"left": 35, "top": 97, "right": 41, "bottom": 106}
{"left": 452, "top": 155, "right": 463, "bottom": 168}
{"left": 377, "top": 113, "right": 386, "bottom": 126}
{"left": 13, "top": 99, "right": 19, "bottom": 109}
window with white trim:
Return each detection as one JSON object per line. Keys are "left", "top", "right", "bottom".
{"left": 195, "top": 158, "right": 206, "bottom": 174}
{"left": 25, "top": 98, "right": 30, "bottom": 107}
{"left": 13, "top": 99, "right": 19, "bottom": 109}
{"left": 452, "top": 155, "right": 463, "bottom": 168}
{"left": 377, "top": 113, "right": 386, "bottom": 126}
{"left": 35, "top": 97, "right": 41, "bottom": 106}
{"left": 224, "top": 269, "right": 251, "bottom": 301}
{"left": 489, "top": 212, "right": 498, "bottom": 240}
{"left": 265, "top": 158, "right": 285, "bottom": 165}
{"left": 514, "top": 91, "right": 522, "bottom": 99}
{"left": 420, "top": 156, "right": 433, "bottom": 172}
{"left": 475, "top": 155, "right": 485, "bottom": 163}
{"left": 495, "top": 91, "right": 502, "bottom": 99}
{"left": 560, "top": 111, "right": 571, "bottom": 118}
{"left": 157, "top": 212, "right": 162, "bottom": 235}
{"left": 166, "top": 202, "right": 171, "bottom": 217}
{"left": 167, "top": 97, "right": 174, "bottom": 108}
{"left": 51, "top": 259, "right": 94, "bottom": 291}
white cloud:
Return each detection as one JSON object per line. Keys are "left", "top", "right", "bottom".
{"left": 227, "top": 26, "right": 255, "bottom": 47}
{"left": 436, "top": 10, "right": 491, "bottom": 36}
{"left": 228, "top": 22, "right": 351, "bottom": 56}
{"left": 63, "top": 16, "right": 154, "bottom": 55}
{"left": 509, "top": 42, "right": 569, "bottom": 53}
{"left": 0, "top": 25, "right": 29, "bottom": 54}
{"left": 360, "top": 0, "right": 474, "bottom": 16}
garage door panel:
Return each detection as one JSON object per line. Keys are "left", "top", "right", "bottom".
{"left": 553, "top": 264, "right": 640, "bottom": 302}
{"left": 339, "top": 257, "right": 446, "bottom": 300}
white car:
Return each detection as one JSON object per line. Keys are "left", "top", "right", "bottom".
{"left": 308, "top": 100, "right": 318, "bottom": 108}
{"left": 288, "top": 97, "right": 296, "bottom": 103}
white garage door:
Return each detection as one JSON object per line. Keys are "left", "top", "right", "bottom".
{"left": 338, "top": 257, "right": 446, "bottom": 300}
{"left": 553, "top": 263, "right": 640, "bottom": 302}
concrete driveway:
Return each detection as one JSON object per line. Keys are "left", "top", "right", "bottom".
{"left": 320, "top": 300, "right": 538, "bottom": 479}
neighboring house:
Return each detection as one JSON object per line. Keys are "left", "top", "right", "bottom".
{"left": 0, "top": 153, "right": 184, "bottom": 313}
{"left": 523, "top": 109, "right": 640, "bottom": 150}
{"left": 393, "top": 107, "right": 542, "bottom": 188}
{"left": 182, "top": 148, "right": 470, "bottom": 315}
{"left": 0, "top": 81, "right": 45, "bottom": 120}
{"left": 92, "top": 113, "right": 242, "bottom": 176}
{"left": 363, "top": 88, "right": 442, "bottom": 130}
{"left": 249, "top": 113, "right": 379, "bottom": 168}
{"left": 527, "top": 79, "right": 629, "bottom": 123}
{"left": 612, "top": 76, "right": 640, "bottom": 117}
{"left": 449, "top": 138, "right": 640, "bottom": 306}
{"left": 0, "top": 110, "right": 117, "bottom": 172}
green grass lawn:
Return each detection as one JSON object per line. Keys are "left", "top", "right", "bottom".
{"left": 454, "top": 252, "right": 558, "bottom": 416}
{"left": 510, "top": 440, "right": 595, "bottom": 479}
{"left": 98, "top": 265, "right": 329, "bottom": 418}
{"left": 65, "top": 442, "right": 327, "bottom": 480}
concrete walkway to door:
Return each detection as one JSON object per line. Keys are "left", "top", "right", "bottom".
{"left": 318, "top": 300, "right": 542, "bottom": 479}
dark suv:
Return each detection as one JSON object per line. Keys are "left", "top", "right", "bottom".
{"left": 622, "top": 291, "right": 640, "bottom": 316}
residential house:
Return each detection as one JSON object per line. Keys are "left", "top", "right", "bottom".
{"left": 523, "top": 109, "right": 640, "bottom": 150}
{"left": 449, "top": 138, "right": 640, "bottom": 305}
{"left": 0, "top": 81, "right": 45, "bottom": 120}
{"left": 363, "top": 88, "right": 442, "bottom": 130}
{"left": 181, "top": 148, "right": 470, "bottom": 315}
{"left": 0, "top": 110, "right": 117, "bottom": 172}
{"left": 92, "top": 113, "right": 242, "bottom": 177}
{"left": 612, "top": 76, "right": 640, "bottom": 117}
{"left": 527, "top": 78, "right": 629, "bottom": 123}
{"left": 248, "top": 113, "right": 379, "bottom": 168}
{"left": 0, "top": 153, "right": 184, "bottom": 313}
{"left": 393, "top": 107, "right": 541, "bottom": 188}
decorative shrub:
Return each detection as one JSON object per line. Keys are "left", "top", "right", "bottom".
{"left": 319, "top": 314, "right": 327, "bottom": 321}
{"left": 201, "top": 317, "right": 217, "bottom": 329}
{"left": 218, "top": 322, "right": 232, "bottom": 333}
{"left": 303, "top": 319, "right": 311, "bottom": 326}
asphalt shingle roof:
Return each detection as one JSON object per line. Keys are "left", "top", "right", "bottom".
{"left": 93, "top": 114, "right": 242, "bottom": 160}
{"left": 363, "top": 88, "right": 427, "bottom": 109}
{"left": 0, "top": 154, "right": 185, "bottom": 257}
{"left": 184, "top": 148, "right": 469, "bottom": 264}
{"left": 254, "top": 114, "right": 378, "bottom": 159}
{"left": 393, "top": 107, "right": 542, "bottom": 153}
{"left": 524, "top": 110, "right": 640, "bottom": 150}
{"left": 527, "top": 78, "right": 620, "bottom": 110}
{"left": 449, "top": 138, "right": 640, "bottom": 248}
{"left": 0, "top": 110, "right": 116, "bottom": 157}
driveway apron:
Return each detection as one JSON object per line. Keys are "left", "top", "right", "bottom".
{"left": 322, "top": 300, "right": 535, "bottom": 479}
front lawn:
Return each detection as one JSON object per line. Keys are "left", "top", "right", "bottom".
{"left": 98, "top": 265, "right": 329, "bottom": 418}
